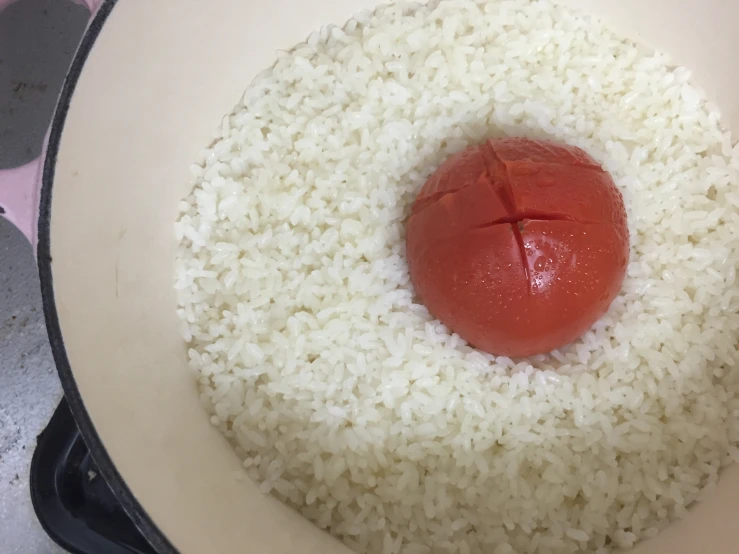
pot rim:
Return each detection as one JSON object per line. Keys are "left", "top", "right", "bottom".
{"left": 37, "top": 1, "right": 176, "bottom": 551}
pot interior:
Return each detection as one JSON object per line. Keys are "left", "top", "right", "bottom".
{"left": 46, "top": 0, "right": 739, "bottom": 552}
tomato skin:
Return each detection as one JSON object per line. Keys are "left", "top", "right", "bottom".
{"left": 406, "top": 138, "right": 629, "bottom": 358}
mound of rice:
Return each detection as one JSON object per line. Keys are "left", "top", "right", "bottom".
{"left": 174, "top": 1, "right": 739, "bottom": 552}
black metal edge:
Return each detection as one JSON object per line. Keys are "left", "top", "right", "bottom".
{"left": 30, "top": 399, "right": 152, "bottom": 554}
{"left": 36, "top": 1, "right": 177, "bottom": 553}
{"left": 30, "top": 400, "right": 91, "bottom": 554}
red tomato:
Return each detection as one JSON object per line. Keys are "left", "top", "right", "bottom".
{"left": 406, "top": 138, "right": 629, "bottom": 358}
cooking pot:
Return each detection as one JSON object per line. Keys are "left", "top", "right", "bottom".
{"left": 1, "top": 0, "right": 739, "bottom": 552}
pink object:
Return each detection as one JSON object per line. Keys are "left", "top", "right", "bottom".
{"left": 0, "top": 161, "right": 42, "bottom": 244}
{"left": 0, "top": 0, "right": 102, "bottom": 246}
{"left": 74, "top": 0, "right": 103, "bottom": 12}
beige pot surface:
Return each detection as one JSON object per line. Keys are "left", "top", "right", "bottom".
{"left": 45, "top": 0, "right": 739, "bottom": 552}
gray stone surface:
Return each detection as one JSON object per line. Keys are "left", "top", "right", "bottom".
{"left": 0, "top": 0, "right": 87, "bottom": 551}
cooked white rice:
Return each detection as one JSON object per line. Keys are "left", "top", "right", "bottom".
{"left": 174, "top": 0, "right": 739, "bottom": 552}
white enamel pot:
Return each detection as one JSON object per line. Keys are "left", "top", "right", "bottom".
{"left": 1, "top": 0, "right": 739, "bottom": 552}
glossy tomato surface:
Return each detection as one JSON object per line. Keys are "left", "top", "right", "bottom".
{"left": 406, "top": 138, "right": 629, "bottom": 358}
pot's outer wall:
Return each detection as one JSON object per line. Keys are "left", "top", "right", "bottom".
{"left": 42, "top": 0, "right": 739, "bottom": 552}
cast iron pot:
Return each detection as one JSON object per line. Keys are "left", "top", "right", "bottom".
{"left": 1, "top": 0, "right": 738, "bottom": 552}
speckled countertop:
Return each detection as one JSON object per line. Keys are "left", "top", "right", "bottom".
{"left": 0, "top": 0, "right": 87, "bottom": 552}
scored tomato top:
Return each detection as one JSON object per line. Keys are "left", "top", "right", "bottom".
{"left": 406, "top": 137, "right": 629, "bottom": 358}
